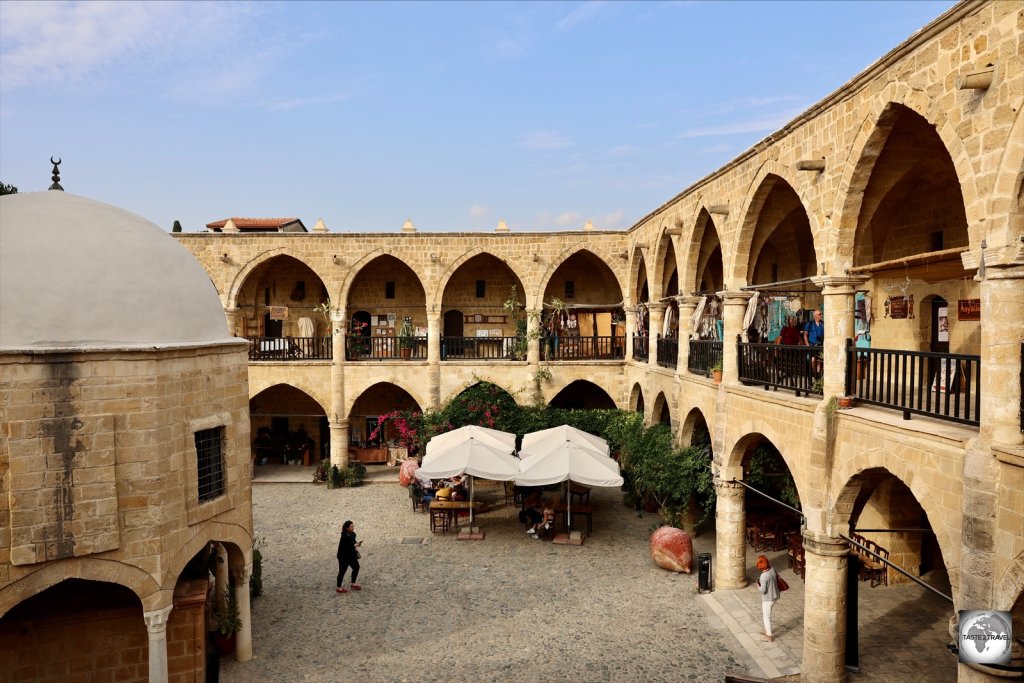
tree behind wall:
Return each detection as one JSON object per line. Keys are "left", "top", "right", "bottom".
{"left": 172, "top": 219, "right": 182, "bottom": 233}
{"left": 0, "top": 183, "right": 17, "bottom": 195}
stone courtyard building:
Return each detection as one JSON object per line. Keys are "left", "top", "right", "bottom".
{"left": 0, "top": 191, "right": 254, "bottom": 682}
{"left": 175, "top": 3, "right": 1023, "bottom": 681}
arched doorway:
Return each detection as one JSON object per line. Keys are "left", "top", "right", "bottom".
{"left": 652, "top": 392, "right": 671, "bottom": 428}
{"left": 549, "top": 380, "right": 616, "bottom": 410}
{"left": 348, "top": 383, "right": 422, "bottom": 463}
{"left": 234, "top": 255, "right": 329, "bottom": 340}
{"left": 542, "top": 250, "right": 624, "bottom": 360}
{"left": 345, "top": 255, "right": 426, "bottom": 360}
{"left": 250, "top": 385, "right": 327, "bottom": 466}
{"left": 629, "top": 383, "right": 645, "bottom": 414}
{"left": 440, "top": 253, "right": 525, "bottom": 360}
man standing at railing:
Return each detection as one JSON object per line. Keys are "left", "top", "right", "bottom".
{"left": 803, "top": 309, "right": 824, "bottom": 377}
{"left": 777, "top": 316, "right": 802, "bottom": 346}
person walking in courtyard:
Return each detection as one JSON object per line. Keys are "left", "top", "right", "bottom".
{"left": 336, "top": 520, "right": 362, "bottom": 594}
{"left": 756, "top": 555, "right": 780, "bottom": 642}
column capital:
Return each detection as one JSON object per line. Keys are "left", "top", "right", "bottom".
{"left": 234, "top": 562, "right": 253, "bottom": 586}
{"left": 623, "top": 305, "right": 638, "bottom": 314}
{"left": 647, "top": 301, "right": 667, "bottom": 312}
{"left": 143, "top": 604, "right": 174, "bottom": 634}
{"left": 718, "top": 290, "right": 754, "bottom": 303}
{"left": 330, "top": 310, "right": 346, "bottom": 323}
{"left": 713, "top": 478, "right": 745, "bottom": 495}
{"left": 330, "top": 418, "right": 350, "bottom": 428}
{"left": 802, "top": 529, "right": 850, "bottom": 557}
{"left": 679, "top": 295, "right": 703, "bottom": 307}
{"left": 815, "top": 275, "right": 869, "bottom": 293}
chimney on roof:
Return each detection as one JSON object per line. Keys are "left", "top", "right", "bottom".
{"left": 313, "top": 218, "right": 328, "bottom": 233}
{"left": 401, "top": 219, "right": 416, "bottom": 234}
{"left": 48, "top": 157, "right": 63, "bottom": 191}
{"left": 495, "top": 219, "right": 509, "bottom": 233}
{"left": 223, "top": 219, "right": 239, "bottom": 233}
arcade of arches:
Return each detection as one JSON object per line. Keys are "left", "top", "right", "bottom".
{"left": 173, "top": 4, "right": 1023, "bottom": 682}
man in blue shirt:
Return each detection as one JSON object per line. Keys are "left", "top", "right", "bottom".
{"left": 803, "top": 309, "right": 824, "bottom": 377}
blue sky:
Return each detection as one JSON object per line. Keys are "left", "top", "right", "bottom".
{"left": 0, "top": 0, "right": 955, "bottom": 233}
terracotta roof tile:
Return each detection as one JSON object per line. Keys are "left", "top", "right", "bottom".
{"left": 206, "top": 217, "right": 301, "bottom": 229}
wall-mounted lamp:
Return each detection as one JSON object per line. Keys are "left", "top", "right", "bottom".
{"left": 332, "top": 255, "right": 343, "bottom": 265}
{"left": 532, "top": 253, "right": 539, "bottom": 262}
{"left": 220, "top": 253, "right": 230, "bottom": 263}
{"left": 430, "top": 253, "right": 439, "bottom": 263}
{"left": 617, "top": 251, "right": 628, "bottom": 260}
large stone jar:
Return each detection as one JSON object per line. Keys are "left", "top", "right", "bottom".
{"left": 650, "top": 526, "right": 693, "bottom": 573}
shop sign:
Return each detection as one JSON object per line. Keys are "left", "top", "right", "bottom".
{"left": 885, "top": 295, "right": 913, "bottom": 319}
{"left": 957, "top": 299, "right": 980, "bottom": 321}
{"left": 269, "top": 306, "right": 289, "bottom": 320}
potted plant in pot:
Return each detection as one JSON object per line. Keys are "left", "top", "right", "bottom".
{"left": 211, "top": 588, "right": 241, "bottom": 655}
{"left": 710, "top": 358, "right": 723, "bottom": 384}
{"left": 398, "top": 317, "right": 416, "bottom": 359}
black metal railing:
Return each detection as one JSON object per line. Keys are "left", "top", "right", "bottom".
{"left": 247, "top": 336, "right": 332, "bottom": 361}
{"left": 542, "top": 336, "right": 624, "bottom": 361}
{"left": 688, "top": 339, "right": 722, "bottom": 376}
{"left": 346, "top": 335, "right": 427, "bottom": 361}
{"left": 633, "top": 335, "right": 649, "bottom": 362}
{"left": 738, "top": 340, "right": 822, "bottom": 397}
{"left": 442, "top": 336, "right": 524, "bottom": 360}
{"left": 656, "top": 336, "right": 678, "bottom": 369}
{"left": 845, "top": 339, "right": 981, "bottom": 426}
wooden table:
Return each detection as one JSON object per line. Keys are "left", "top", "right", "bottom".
{"left": 553, "top": 502, "right": 593, "bottom": 534}
{"left": 428, "top": 500, "right": 481, "bottom": 534}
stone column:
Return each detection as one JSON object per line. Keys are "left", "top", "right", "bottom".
{"left": 214, "top": 543, "right": 229, "bottom": 611}
{"left": 801, "top": 530, "right": 849, "bottom": 683}
{"left": 330, "top": 310, "right": 348, "bottom": 468}
{"left": 819, "top": 276, "right": 865, "bottom": 398}
{"left": 648, "top": 302, "right": 666, "bottom": 368}
{"left": 143, "top": 605, "right": 173, "bottom": 683}
{"left": 225, "top": 306, "right": 243, "bottom": 338}
{"left": 526, "top": 309, "right": 541, "bottom": 365}
{"left": 427, "top": 311, "right": 442, "bottom": 408}
{"left": 678, "top": 296, "right": 700, "bottom": 375}
{"left": 720, "top": 291, "right": 753, "bottom": 385}
{"left": 624, "top": 307, "right": 637, "bottom": 360}
{"left": 235, "top": 564, "right": 253, "bottom": 662}
{"left": 980, "top": 264, "right": 1024, "bottom": 446}
{"left": 714, "top": 479, "right": 747, "bottom": 589}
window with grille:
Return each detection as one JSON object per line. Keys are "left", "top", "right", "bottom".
{"left": 195, "top": 427, "right": 225, "bottom": 502}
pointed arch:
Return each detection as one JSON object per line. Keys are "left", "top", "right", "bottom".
{"left": 830, "top": 86, "right": 982, "bottom": 271}
{"left": 629, "top": 244, "right": 651, "bottom": 307}
{"left": 160, "top": 521, "right": 254, "bottom": 593}
{"left": 0, "top": 559, "right": 162, "bottom": 617}
{"left": 723, "top": 428, "right": 808, "bottom": 505}
{"left": 987, "top": 106, "right": 1024, "bottom": 253}
{"left": 433, "top": 247, "right": 526, "bottom": 310}
{"left": 535, "top": 243, "right": 627, "bottom": 306}
{"left": 248, "top": 381, "right": 329, "bottom": 416}
{"left": 227, "top": 247, "right": 327, "bottom": 310}
{"left": 345, "top": 380, "right": 428, "bottom": 420}
{"left": 339, "top": 248, "right": 427, "bottom": 313}
{"left": 549, "top": 379, "right": 616, "bottom": 410}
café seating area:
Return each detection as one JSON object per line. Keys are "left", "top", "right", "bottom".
{"left": 848, "top": 532, "right": 890, "bottom": 587}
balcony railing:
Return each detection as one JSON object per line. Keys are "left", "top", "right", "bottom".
{"left": 247, "top": 336, "right": 332, "bottom": 361}
{"left": 738, "top": 341, "right": 822, "bottom": 397}
{"left": 633, "top": 335, "right": 649, "bottom": 362}
{"left": 347, "top": 336, "right": 427, "bottom": 361}
{"left": 543, "top": 336, "right": 624, "bottom": 361}
{"left": 688, "top": 339, "right": 722, "bottom": 376}
{"left": 845, "top": 339, "right": 981, "bottom": 426}
{"left": 443, "top": 336, "right": 525, "bottom": 360}
{"left": 656, "top": 336, "right": 678, "bottom": 369}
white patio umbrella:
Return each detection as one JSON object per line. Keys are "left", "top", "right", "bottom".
{"left": 424, "top": 425, "right": 516, "bottom": 460}
{"left": 520, "top": 424, "right": 609, "bottom": 458}
{"left": 418, "top": 431, "right": 519, "bottom": 526}
{"left": 515, "top": 437, "right": 623, "bottom": 533}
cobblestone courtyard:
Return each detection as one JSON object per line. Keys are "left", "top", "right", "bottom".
{"left": 224, "top": 468, "right": 956, "bottom": 683}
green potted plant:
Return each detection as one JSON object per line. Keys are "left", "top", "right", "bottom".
{"left": 211, "top": 587, "right": 242, "bottom": 655}
{"left": 710, "top": 357, "right": 723, "bottom": 384}
{"left": 398, "top": 318, "right": 416, "bottom": 359}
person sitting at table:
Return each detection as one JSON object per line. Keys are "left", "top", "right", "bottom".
{"left": 541, "top": 500, "right": 556, "bottom": 532}
{"left": 520, "top": 491, "right": 543, "bottom": 534}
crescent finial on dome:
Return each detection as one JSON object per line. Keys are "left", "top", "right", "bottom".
{"left": 48, "top": 156, "right": 64, "bottom": 191}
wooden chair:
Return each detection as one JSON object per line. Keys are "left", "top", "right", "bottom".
{"left": 429, "top": 506, "right": 450, "bottom": 534}
{"left": 862, "top": 542, "right": 889, "bottom": 587}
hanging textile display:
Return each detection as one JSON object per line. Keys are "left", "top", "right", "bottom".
{"left": 662, "top": 304, "right": 674, "bottom": 338}
{"left": 690, "top": 296, "right": 707, "bottom": 339}
{"left": 767, "top": 298, "right": 786, "bottom": 342}
{"left": 741, "top": 292, "right": 759, "bottom": 342}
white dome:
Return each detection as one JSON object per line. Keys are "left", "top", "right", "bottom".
{"left": 0, "top": 192, "right": 231, "bottom": 349}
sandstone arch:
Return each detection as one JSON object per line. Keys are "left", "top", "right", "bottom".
{"left": 249, "top": 381, "right": 329, "bottom": 417}
{"left": 346, "top": 380, "right": 428, "bottom": 421}
{"left": 160, "top": 522, "right": 254, "bottom": 594}
{"left": 548, "top": 379, "right": 616, "bottom": 410}
{"left": 434, "top": 248, "right": 526, "bottom": 310}
{"left": 227, "top": 247, "right": 328, "bottom": 310}
{"left": 0, "top": 558, "right": 162, "bottom": 617}
{"left": 536, "top": 243, "right": 627, "bottom": 306}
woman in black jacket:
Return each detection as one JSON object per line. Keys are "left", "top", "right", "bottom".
{"left": 336, "top": 520, "right": 362, "bottom": 593}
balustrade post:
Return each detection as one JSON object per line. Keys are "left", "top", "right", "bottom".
{"left": 720, "top": 291, "right": 752, "bottom": 385}
{"left": 818, "top": 276, "right": 865, "bottom": 398}
{"left": 647, "top": 303, "right": 666, "bottom": 369}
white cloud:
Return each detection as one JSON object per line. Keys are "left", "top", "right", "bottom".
{"left": 555, "top": 2, "right": 609, "bottom": 31}
{"left": 518, "top": 129, "right": 572, "bottom": 150}
{"left": 0, "top": 1, "right": 271, "bottom": 99}
{"left": 555, "top": 211, "right": 581, "bottom": 227}
{"left": 469, "top": 204, "right": 489, "bottom": 219}
{"left": 677, "top": 111, "right": 800, "bottom": 139}
{"left": 599, "top": 209, "right": 626, "bottom": 228}
{"left": 269, "top": 92, "right": 351, "bottom": 112}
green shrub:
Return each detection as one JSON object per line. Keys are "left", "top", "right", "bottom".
{"left": 249, "top": 536, "right": 265, "bottom": 600}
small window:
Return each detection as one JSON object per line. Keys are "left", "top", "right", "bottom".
{"left": 564, "top": 280, "right": 575, "bottom": 299}
{"left": 385, "top": 282, "right": 396, "bottom": 299}
{"left": 195, "top": 427, "right": 225, "bottom": 502}
{"left": 930, "top": 231, "right": 944, "bottom": 251}
{"left": 476, "top": 280, "right": 486, "bottom": 298}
